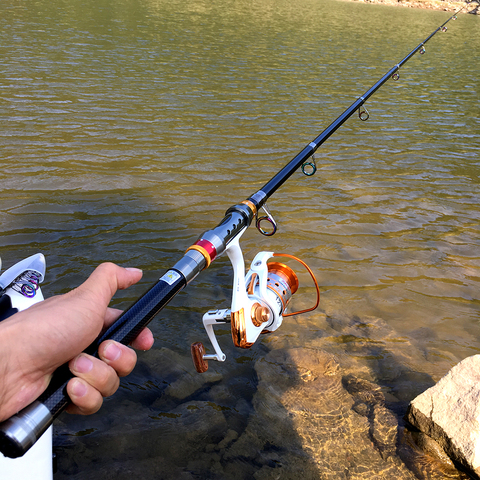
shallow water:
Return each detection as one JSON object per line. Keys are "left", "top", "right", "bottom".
{"left": 1, "top": 0, "right": 479, "bottom": 478}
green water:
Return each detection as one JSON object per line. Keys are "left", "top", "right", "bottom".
{"left": 1, "top": 0, "right": 479, "bottom": 478}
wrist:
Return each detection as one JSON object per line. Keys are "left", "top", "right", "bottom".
{"left": 0, "top": 318, "right": 16, "bottom": 420}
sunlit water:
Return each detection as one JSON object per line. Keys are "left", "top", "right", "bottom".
{"left": 1, "top": 0, "right": 479, "bottom": 478}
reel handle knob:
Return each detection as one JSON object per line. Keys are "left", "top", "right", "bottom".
{"left": 191, "top": 342, "right": 209, "bottom": 373}
{"left": 251, "top": 302, "right": 270, "bottom": 327}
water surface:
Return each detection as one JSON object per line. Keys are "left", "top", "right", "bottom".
{"left": 1, "top": 0, "right": 479, "bottom": 478}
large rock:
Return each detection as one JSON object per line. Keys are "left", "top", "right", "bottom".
{"left": 406, "top": 355, "right": 480, "bottom": 478}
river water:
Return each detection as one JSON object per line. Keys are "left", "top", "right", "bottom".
{"left": 1, "top": 0, "right": 479, "bottom": 478}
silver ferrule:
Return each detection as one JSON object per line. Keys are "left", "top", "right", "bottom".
{"left": 0, "top": 401, "right": 53, "bottom": 458}
{"left": 173, "top": 249, "right": 207, "bottom": 284}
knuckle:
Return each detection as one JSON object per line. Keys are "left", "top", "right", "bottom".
{"left": 67, "top": 381, "right": 103, "bottom": 415}
{"left": 97, "top": 262, "right": 117, "bottom": 275}
{"left": 97, "top": 365, "right": 116, "bottom": 391}
{"left": 105, "top": 344, "right": 136, "bottom": 377}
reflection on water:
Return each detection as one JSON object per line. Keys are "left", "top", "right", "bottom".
{"left": 1, "top": 0, "right": 479, "bottom": 478}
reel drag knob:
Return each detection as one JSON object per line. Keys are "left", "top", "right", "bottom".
{"left": 191, "top": 342, "right": 209, "bottom": 373}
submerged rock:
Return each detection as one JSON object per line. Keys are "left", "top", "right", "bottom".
{"left": 406, "top": 355, "right": 480, "bottom": 479}
{"left": 412, "top": 431, "right": 455, "bottom": 467}
{"left": 224, "top": 347, "right": 417, "bottom": 479}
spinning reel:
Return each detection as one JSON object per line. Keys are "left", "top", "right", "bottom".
{"left": 191, "top": 231, "right": 320, "bottom": 373}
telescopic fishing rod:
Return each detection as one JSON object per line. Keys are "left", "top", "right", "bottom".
{"left": 0, "top": 1, "right": 476, "bottom": 460}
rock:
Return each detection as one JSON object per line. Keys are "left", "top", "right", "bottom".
{"left": 405, "top": 355, "right": 480, "bottom": 478}
{"left": 371, "top": 404, "right": 398, "bottom": 460}
{"left": 55, "top": 400, "right": 229, "bottom": 478}
{"left": 223, "top": 347, "right": 418, "bottom": 479}
{"left": 343, "top": 374, "right": 385, "bottom": 409}
{"left": 413, "top": 431, "right": 455, "bottom": 467}
{"left": 53, "top": 315, "right": 472, "bottom": 479}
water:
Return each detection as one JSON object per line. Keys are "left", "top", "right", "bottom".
{"left": 1, "top": 0, "right": 479, "bottom": 478}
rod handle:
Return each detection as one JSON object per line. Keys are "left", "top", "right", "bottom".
{"left": 0, "top": 270, "right": 186, "bottom": 458}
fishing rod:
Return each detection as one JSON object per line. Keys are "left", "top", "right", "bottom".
{"left": 0, "top": 1, "right": 476, "bottom": 460}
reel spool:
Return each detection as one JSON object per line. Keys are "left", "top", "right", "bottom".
{"left": 191, "top": 244, "right": 319, "bottom": 373}
{"left": 264, "top": 261, "right": 299, "bottom": 317}
{"left": 243, "top": 260, "right": 299, "bottom": 336}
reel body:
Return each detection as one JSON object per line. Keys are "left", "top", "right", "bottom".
{"left": 191, "top": 236, "right": 318, "bottom": 373}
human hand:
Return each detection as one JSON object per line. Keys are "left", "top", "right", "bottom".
{"left": 0, "top": 263, "right": 154, "bottom": 422}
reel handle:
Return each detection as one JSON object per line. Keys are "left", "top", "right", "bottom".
{"left": 191, "top": 342, "right": 209, "bottom": 373}
{"left": 0, "top": 272, "right": 186, "bottom": 459}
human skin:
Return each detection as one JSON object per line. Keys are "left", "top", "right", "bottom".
{"left": 0, "top": 262, "right": 154, "bottom": 422}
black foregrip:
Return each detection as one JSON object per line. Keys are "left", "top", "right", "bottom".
{"left": 0, "top": 270, "right": 187, "bottom": 457}
{"left": 37, "top": 365, "right": 72, "bottom": 419}
{"left": 96, "top": 270, "right": 186, "bottom": 347}
{"left": 45, "top": 269, "right": 187, "bottom": 420}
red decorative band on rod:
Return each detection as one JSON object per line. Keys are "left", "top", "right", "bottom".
{"left": 196, "top": 239, "right": 217, "bottom": 261}
{"left": 186, "top": 239, "right": 217, "bottom": 269}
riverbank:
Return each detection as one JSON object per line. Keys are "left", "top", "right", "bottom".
{"left": 345, "top": 0, "right": 479, "bottom": 14}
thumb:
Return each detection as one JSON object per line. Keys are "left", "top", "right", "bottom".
{"left": 69, "top": 263, "right": 143, "bottom": 308}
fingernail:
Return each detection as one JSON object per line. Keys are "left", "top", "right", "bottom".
{"left": 74, "top": 355, "right": 93, "bottom": 373}
{"left": 125, "top": 267, "right": 143, "bottom": 274}
{"left": 104, "top": 342, "right": 122, "bottom": 361}
{"left": 71, "top": 379, "right": 88, "bottom": 398}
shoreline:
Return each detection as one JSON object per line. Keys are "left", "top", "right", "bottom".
{"left": 344, "top": 0, "right": 479, "bottom": 14}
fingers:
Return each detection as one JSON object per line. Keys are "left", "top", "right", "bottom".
{"left": 63, "top": 264, "right": 152, "bottom": 416}
{"left": 69, "top": 352, "right": 119, "bottom": 395}
{"left": 66, "top": 353, "right": 119, "bottom": 415}
{"left": 66, "top": 378, "right": 103, "bottom": 415}
{"left": 99, "top": 341, "right": 138, "bottom": 377}
{"left": 130, "top": 327, "right": 155, "bottom": 351}
{"left": 66, "top": 339, "right": 142, "bottom": 415}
